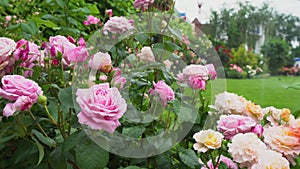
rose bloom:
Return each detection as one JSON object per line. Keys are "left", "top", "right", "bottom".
{"left": 263, "top": 106, "right": 295, "bottom": 126}
{"left": 149, "top": 80, "right": 175, "bottom": 107}
{"left": 213, "top": 92, "right": 248, "bottom": 115}
{"left": 89, "top": 52, "right": 112, "bottom": 73}
{"left": 251, "top": 124, "right": 264, "bottom": 138}
{"left": 0, "top": 37, "right": 16, "bottom": 78}
{"left": 137, "top": 46, "right": 155, "bottom": 62}
{"left": 217, "top": 115, "right": 257, "bottom": 139}
{"left": 76, "top": 83, "right": 127, "bottom": 133}
{"left": 134, "top": 0, "right": 154, "bottom": 10}
{"left": 67, "top": 46, "right": 89, "bottom": 63}
{"left": 83, "top": 15, "right": 100, "bottom": 25}
{"left": 205, "top": 64, "right": 217, "bottom": 80}
{"left": 106, "top": 9, "right": 113, "bottom": 17}
{"left": 111, "top": 76, "right": 126, "bottom": 90}
{"left": 103, "top": 16, "right": 134, "bottom": 35}
{"left": 245, "top": 102, "right": 264, "bottom": 121}
{"left": 188, "top": 75, "right": 206, "bottom": 90}
{"left": 0, "top": 75, "right": 43, "bottom": 117}
{"left": 0, "top": 37, "right": 16, "bottom": 59}
{"left": 263, "top": 125, "right": 300, "bottom": 164}
{"left": 179, "top": 64, "right": 209, "bottom": 82}
{"left": 49, "top": 35, "right": 76, "bottom": 64}
{"left": 193, "top": 129, "right": 224, "bottom": 153}
{"left": 251, "top": 150, "right": 290, "bottom": 169}
{"left": 14, "top": 39, "right": 41, "bottom": 77}
{"left": 201, "top": 155, "right": 238, "bottom": 169}
{"left": 228, "top": 133, "right": 267, "bottom": 168}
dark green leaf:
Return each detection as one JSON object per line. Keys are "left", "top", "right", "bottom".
{"left": 0, "top": 0, "right": 8, "bottom": 6}
{"left": 123, "top": 166, "right": 147, "bottom": 169}
{"left": 135, "top": 34, "right": 149, "bottom": 44}
{"left": 75, "top": 139, "right": 109, "bottom": 169}
{"left": 33, "top": 18, "right": 58, "bottom": 28}
{"left": 179, "top": 149, "right": 201, "bottom": 169}
{"left": 56, "top": 0, "right": 65, "bottom": 8}
{"left": 32, "top": 129, "right": 56, "bottom": 148}
{"left": 29, "top": 20, "right": 38, "bottom": 35}
{"left": 62, "top": 131, "right": 85, "bottom": 152}
{"left": 218, "top": 162, "right": 229, "bottom": 169}
{"left": 21, "top": 23, "right": 33, "bottom": 34}
{"left": 58, "top": 87, "right": 74, "bottom": 108}
{"left": 48, "top": 145, "right": 67, "bottom": 169}
{"left": 35, "top": 141, "right": 45, "bottom": 165}
{"left": 6, "top": 24, "right": 20, "bottom": 32}
{"left": 122, "top": 126, "right": 145, "bottom": 137}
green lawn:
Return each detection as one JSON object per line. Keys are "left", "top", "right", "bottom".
{"left": 205, "top": 76, "right": 300, "bottom": 113}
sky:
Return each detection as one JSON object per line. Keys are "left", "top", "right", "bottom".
{"left": 175, "top": 0, "right": 300, "bottom": 23}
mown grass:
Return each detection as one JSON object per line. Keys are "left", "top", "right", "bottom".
{"left": 205, "top": 76, "right": 300, "bottom": 113}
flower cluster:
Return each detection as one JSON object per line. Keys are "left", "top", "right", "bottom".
{"left": 134, "top": 0, "right": 155, "bottom": 10}
{"left": 194, "top": 91, "right": 299, "bottom": 168}
{"left": 229, "top": 64, "right": 243, "bottom": 73}
{"left": 177, "top": 64, "right": 217, "bottom": 90}
{"left": 103, "top": 16, "right": 134, "bottom": 35}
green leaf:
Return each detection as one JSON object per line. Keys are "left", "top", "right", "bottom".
{"left": 218, "top": 162, "right": 229, "bottom": 169}
{"left": 28, "top": 20, "right": 38, "bottom": 35}
{"left": 21, "top": 23, "right": 33, "bottom": 34}
{"left": 67, "top": 17, "right": 78, "bottom": 26}
{"left": 33, "top": 18, "right": 58, "bottom": 28}
{"left": 179, "top": 149, "right": 201, "bottom": 168}
{"left": 135, "top": 34, "right": 149, "bottom": 44}
{"left": 48, "top": 145, "right": 67, "bottom": 169}
{"left": 75, "top": 139, "right": 109, "bottom": 169}
{"left": 0, "top": 0, "right": 8, "bottom": 6}
{"left": 62, "top": 131, "right": 85, "bottom": 152}
{"left": 32, "top": 129, "right": 56, "bottom": 148}
{"left": 6, "top": 23, "right": 20, "bottom": 32}
{"left": 58, "top": 87, "right": 74, "bottom": 108}
{"left": 56, "top": 0, "right": 65, "bottom": 8}
{"left": 35, "top": 141, "right": 45, "bottom": 165}
{"left": 122, "top": 126, "right": 145, "bottom": 137}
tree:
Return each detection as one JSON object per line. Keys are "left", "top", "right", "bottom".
{"left": 261, "top": 38, "right": 291, "bottom": 75}
{"left": 231, "top": 44, "right": 258, "bottom": 67}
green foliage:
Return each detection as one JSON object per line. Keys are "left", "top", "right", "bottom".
{"left": 261, "top": 38, "right": 291, "bottom": 75}
{"left": 231, "top": 44, "right": 258, "bottom": 67}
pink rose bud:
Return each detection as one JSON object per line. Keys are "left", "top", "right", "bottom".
{"left": 67, "top": 36, "right": 76, "bottom": 44}
{"left": 83, "top": 20, "right": 89, "bottom": 25}
{"left": 52, "top": 59, "right": 60, "bottom": 66}
{"left": 106, "top": 9, "right": 113, "bottom": 17}
{"left": 78, "top": 37, "right": 86, "bottom": 47}
{"left": 5, "top": 15, "right": 12, "bottom": 21}
{"left": 50, "top": 46, "right": 57, "bottom": 57}
{"left": 149, "top": 80, "right": 175, "bottom": 107}
{"left": 99, "top": 75, "right": 108, "bottom": 81}
{"left": 111, "top": 76, "right": 126, "bottom": 90}
{"left": 89, "top": 52, "right": 112, "bottom": 73}
{"left": 205, "top": 64, "right": 217, "bottom": 80}
{"left": 251, "top": 124, "right": 264, "bottom": 137}
{"left": 110, "top": 68, "right": 122, "bottom": 77}
{"left": 188, "top": 75, "right": 206, "bottom": 90}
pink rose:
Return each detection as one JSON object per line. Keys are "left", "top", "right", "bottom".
{"left": 110, "top": 67, "right": 121, "bottom": 77}
{"left": 149, "top": 80, "right": 175, "bottom": 107}
{"left": 14, "top": 40, "right": 40, "bottom": 77}
{"left": 76, "top": 83, "right": 127, "bottom": 133}
{"left": 78, "top": 37, "right": 86, "bottom": 47}
{"left": 84, "top": 15, "right": 100, "bottom": 25}
{"left": 106, "top": 9, "right": 113, "bottom": 17}
{"left": 177, "top": 64, "right": 209, "bottom": 85}
{"left": 217, "top": 115, "right": 257, "bottom": 139}
{"left": 0, "top": 75, "right": 43, "bottom": 116}
{"left": 67, "top": 46, "right": 89, "bottom": 62}
{"left": 201, "top": 155, "right": 238, "bottom": 169}
{"left": 134, "top": 0, "right": 154, "bottom": 10}
{"left": 103, "top": 16, "right": 134, "bottom": 35}
{"left": 5, "top": 16, "right": 12, "bottom": 21}
{"left": 67, "top": 36, "right": 76, "bottom": 44}
{"left": 111, "top": 76, "right": 126, "bottom": 90}
{"left": 251, "top": 124, "right": 264, "bottom": 137}
{"left": 137, "top": 46, "right": 155, "bottom": 62}
{"left": 0, "top": 37, "right": 16, "bottom": 61}
{"left": 89, "top": 52, "right": 112, "bottom": 73}
{"left": 188, "top": 75, "right": 206, "bottom": 90}
{"left": 49, "top": 35, "right": 76, "bottom": 65}
{"left": 205, "top": 64, "right": 217, "bottom": 80}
